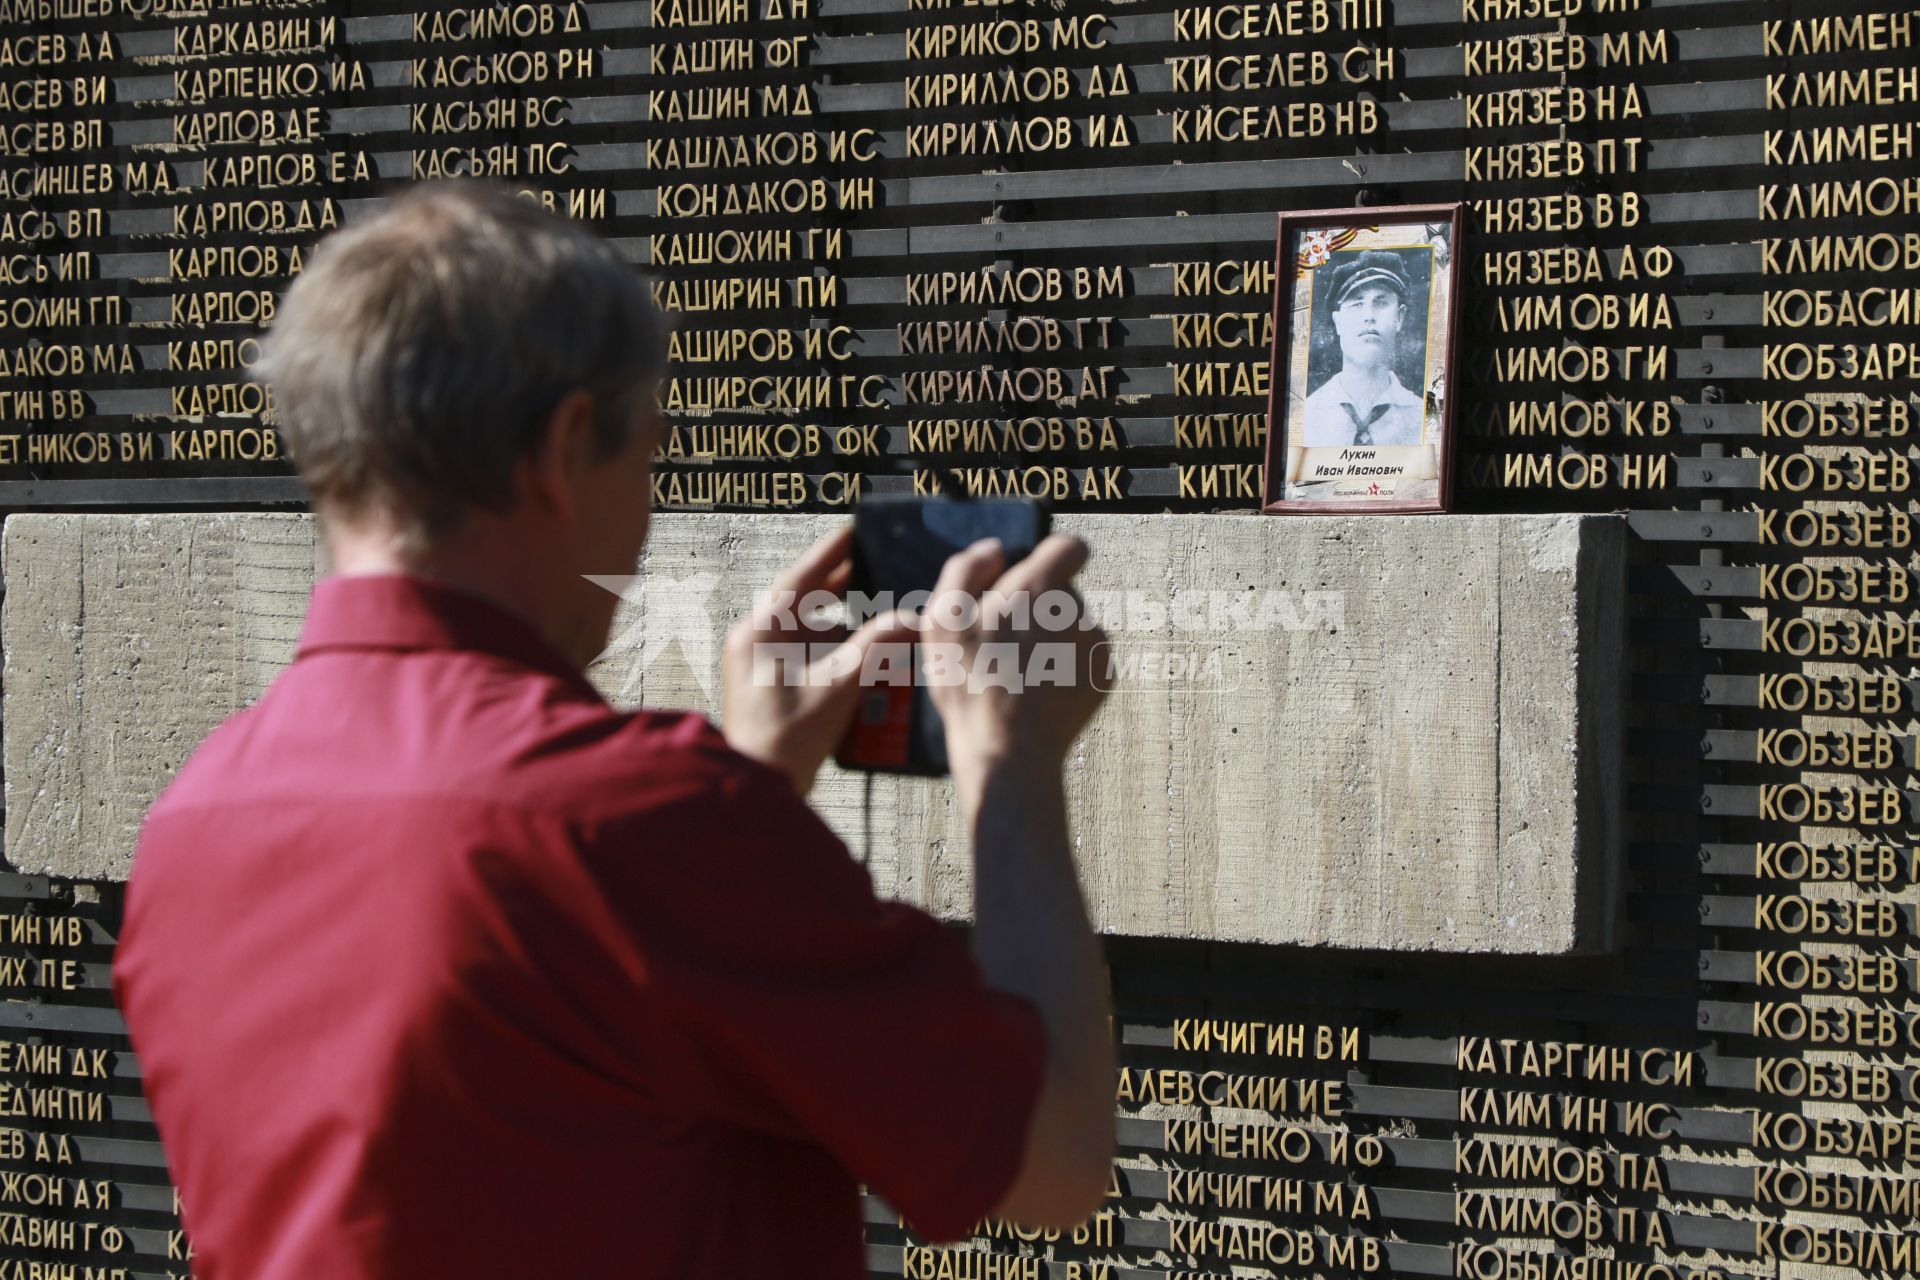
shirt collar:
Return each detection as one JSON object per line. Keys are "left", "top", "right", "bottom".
{"left": 296, "top": 574, "right": 590, "bottom": 687}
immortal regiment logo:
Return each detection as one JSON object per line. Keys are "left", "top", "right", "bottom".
{"left": 590, "top": 574, "right": 1343, "bottom": 697}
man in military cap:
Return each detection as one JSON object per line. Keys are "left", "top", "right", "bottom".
{"left": 1300, "top": 250, "right": 1425, "bottom": 448}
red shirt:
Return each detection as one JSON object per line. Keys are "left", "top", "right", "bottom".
{"left": 115, "top": 575, "right": 1045, "bottom": 1279}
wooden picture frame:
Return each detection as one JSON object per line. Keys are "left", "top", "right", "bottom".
{"left": 1260, "top": 203, "right": 1464, "bottom": 514}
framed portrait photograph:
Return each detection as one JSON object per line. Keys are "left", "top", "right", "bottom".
{"left": 1261, "top": 204, "right": 1463, "bottom": 514}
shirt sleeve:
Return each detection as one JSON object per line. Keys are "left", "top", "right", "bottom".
{"left": 587, "top": 743, "right": 1048, "bottom": 1242}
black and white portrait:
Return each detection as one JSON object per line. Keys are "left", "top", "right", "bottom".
{"left": 1264, "top": 206, "right": 1462, "bottom": 514}
{"left": 1300, "top": 248, "right": 1434, "bottom": 448}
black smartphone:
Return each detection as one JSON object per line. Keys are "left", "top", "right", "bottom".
{"left": 836, "top": 496, "right": 1052, "bottom": 776}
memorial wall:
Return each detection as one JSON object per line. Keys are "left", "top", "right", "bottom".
{"left": 3, "top": 0, "right": 1920, "bottom": 1276}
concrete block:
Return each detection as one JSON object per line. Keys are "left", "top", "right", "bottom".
{"left": 3, "top": 511, "right": 1623, "bottom": 953}
{"left": 2, "top": 514, "right": 324, "bottom": 883}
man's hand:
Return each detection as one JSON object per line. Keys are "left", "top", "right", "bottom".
{"left": 923, "top": 533, "right": 1116, "bottom": 1230}
{"left": 721, "top": 527, "right": 906, "bottom": 795}
{"left": 732, "top": 528, "right": 1116, "bottom": 1228}
{"left": 924, "top": 534, "right": 1109, "bottom": 803}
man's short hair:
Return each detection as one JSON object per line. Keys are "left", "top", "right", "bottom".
{"left": 1326, "top": 250, "right": 1411, "bottom": 309}
{"left": 258, "top": 181, "right": 669, "bottom": 544}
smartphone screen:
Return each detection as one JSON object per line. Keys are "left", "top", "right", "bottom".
{"left": 837, "top": 497, "right": 1051, "bottom": 775}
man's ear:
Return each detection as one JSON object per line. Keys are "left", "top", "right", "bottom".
{"left": 523, "top": 389, "right": 597, "bottom": 520}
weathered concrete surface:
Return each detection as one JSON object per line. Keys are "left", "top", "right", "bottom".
{"left": 2, "top": 514, "right": 324, "bottom": 884}
{"left": 3, "top": 511, "right": 1623, "bottom": 953}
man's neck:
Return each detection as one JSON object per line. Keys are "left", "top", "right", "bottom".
{"left": 1338, "top": 363, "right": 1395, "bottom": 406}
{"left": 324, "top": 515, "right": 596, "bottom": 668}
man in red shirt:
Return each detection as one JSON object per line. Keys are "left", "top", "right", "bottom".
{"left": 113, "top": 182, "right": 1115, "bottom": 1278}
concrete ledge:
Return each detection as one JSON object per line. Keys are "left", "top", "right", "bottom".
{"left": 1, "top": 514, "right": 323, "bottom": 884}
{"left": 3, "top": 511, "right": 1624, "bottom": 953}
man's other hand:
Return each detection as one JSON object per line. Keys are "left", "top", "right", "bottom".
{"left": 926, "top": 534, "right": 1109, "bottom": 803}
{"left": 928, "top": 534, "right": 1115, "bottom": 1231}
{"left": 722, "top": 527, "right": 907, "bottom": 795}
